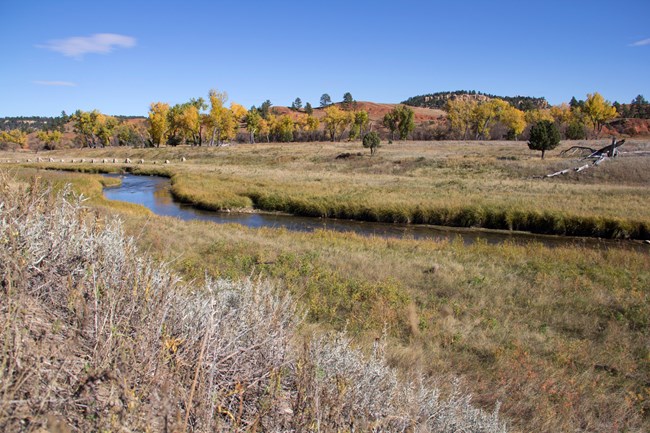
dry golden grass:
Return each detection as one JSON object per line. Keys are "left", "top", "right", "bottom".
{"left": 104, "top": 205, "right": 649, "bottom": 433}
{"left": 5, "top": 139, "right": 649, "bottom": 238}
{"left": 0, "top": 172, "right": 508, "bottom": 432}
{"left": 2, "top": 139, "right": 650, "bottom": 432}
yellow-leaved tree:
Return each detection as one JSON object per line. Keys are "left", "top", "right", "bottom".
{"left": 470, "top": 99, "right": 509, "bottom": 139}
{"left": 230, "top": 103, "right": 247, "bottom": 124}
{"left": 500, "top": 105, "right": 527, "bottom": 140}
{"left": 208, "top": 89, "right": 236, "bottom": 146}
{"left": 271, "top": 115, "right": 295, "bottom": 142}
{"left": 305, "top": 115, "right": 320, "bottom": 141}
{"left": 446, "top": 99, "right": 476, "bottom": 140}
{"left": 583, "top": 92, "right": 617, "bottom": 137}
{"left": 0, "top": 129, "right": 28, "bottom": 149}
{"left": 323, "top": 105, "right": 353, "bottom": 141}
{"left": 550, "top": 103, "right": 573, "bottom": 126}
{"left": 70, "top": 110, "right": 116, "bottom": 148}
{"left": 525, "top": 109, "right": 554, "bottom": 125}
{"left": 36, "top": 130, "right": 63, "bottom": 150}
{"left": 258, "top": 115, "right": 272, "bottom": 143}
{"left": 147, "top": 102, "right": 170, "bottom": 147}
{"left": 349, "top": 110, "right": 370, "bottom": 141}
{"left": 244, "top": 109, "right": 261, "bottom": 143}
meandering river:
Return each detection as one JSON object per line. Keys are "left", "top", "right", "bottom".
{"left": 103, "top": 174, "right": 644, "bottom": 250}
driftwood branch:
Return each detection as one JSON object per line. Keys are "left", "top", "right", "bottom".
{"left": 546, "top": 139, "right": 626, "bottom": 179}
{"left": 560, "top": 138, "right": 626, "bottom": 159}
{"left": 559, "top": 146, "right": 595, "bottom": 157}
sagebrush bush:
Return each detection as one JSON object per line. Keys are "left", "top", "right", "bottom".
{"left": 0, "top": 175, "right": 506, "bottom": 432}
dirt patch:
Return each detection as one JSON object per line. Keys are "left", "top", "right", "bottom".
{"left": 603, "top": 118, "right": 650, "bottom": 137}
{"left": 335, "top": 152, "right": 364, "bottom": 159}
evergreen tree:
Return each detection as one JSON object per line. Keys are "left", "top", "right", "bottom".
{"left": 528, "top": 120, "right": 561, "bottom": 159}
{"left": 259, "top": 100, "right": 272, "bottom": 119}
{"left": 362, "top": 131, "right": 380, "bottom": 155}
{"left": 291, "top": 97, "right": 303, "bottom": 111}
{"left": 304, "top": 102, "right": 313, "bottom": 115}
{"left": 320, "top": 93, "right": 331, "bottom": 107}
{"left": 342, "top": 92, "right": 355, "bottom": 110}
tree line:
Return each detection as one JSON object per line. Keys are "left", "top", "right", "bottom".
{"left": 146, "top": 90, "right": 411, "bottom": 147}
{"left": 0, "top": 89, "right": 642, "bottom": 150}
{"left": 445, "top": 92, "right": 620, "bottom": 141}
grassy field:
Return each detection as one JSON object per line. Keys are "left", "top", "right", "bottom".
{"left": 4, "top": 139, "right": 650, "bottom": 238}
{"left": 2, "top": 140, "right": 650, "bottom": 432}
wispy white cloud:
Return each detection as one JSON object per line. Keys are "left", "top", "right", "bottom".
{"left": 630, "top": 38, "right": 650, "bottom": 47}
{"left": 33, "top": 80, "right": 78, "bottom": 87}
{"left": 38, "top": 33, "right": 136, "bottom": 58}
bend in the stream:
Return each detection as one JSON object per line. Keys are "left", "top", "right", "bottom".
{"left": 102, "top": 174, "right": 645, "bottom": 250}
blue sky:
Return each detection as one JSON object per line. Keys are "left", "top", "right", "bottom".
{"left": 1, "top": 0, "right": 649, "bottom": 117}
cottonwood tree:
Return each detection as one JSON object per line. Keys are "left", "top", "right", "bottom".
{"left": 208, "top": 89, "right": 236, "bottom": 146}
{"left": 115, "top": 123, "right": 146, "bottom": 147}
{"left": 245, "top": 109, "right": 261, "bottom": 143}
{"left": 186, "top": 97, "right": 209, "bottom": 145}
{"left": 348, "top": 110, "right": 369, "bottom": 141}
{"left": 95, "top": 116, "right": 117, "bottom": 147}
{"left": 167, "top": 103, "right": 197, "bottom": 145}
{"left": 272, "top": 115, "right": 295, "bottom": 142}
{"left": 549, "top": 103, "right": 575, "bottom": 139}
{"left": 36, "top": 130, "right": 62, "bottom": 150}
{"left": 470, "top": 99, "right": 509, "bottom": 139}
{"left": 0, "top": 129, "right": 27, "bottom": 150}
{"left": 446, "top": 99, "right": 476, "bottom": 139}
{"left": 583, "top": 92, "right": 617, "bottom": 137}
{"left": 528, "top": 120, "right": 560, "bottom": 159}
{"left": 500, "top": 105, "right": 526, "bottom": 140}
{"left": 147, "top": 103, "right": 170, "bottom": 147}
{"left": 383, "top": 105, "right": 415, "bottom": 141}
{"left": 525, "top": 108, "right": 554, "bottom": 125}
{"left": 550, "top": 103, "right": 573, "bottom": 126}
{"left": 258, "top": 115, "right": 272, "bottom": 142}
{"left": 305, "top": 115, "right": 320, "bottom": 141}
{"left": 395, "top": 105, "right": 415, "bottom": 140}
{"left": 382, "top": 109, "right": 398, "bottom": 141}
{"left": 323, "top": 105, "right": 352, "bottom": 141}
{"left": 230, "top": 103, "right": 247, "bottom": 123}
{"left": 72, "top": 109, "right": 116, "bottom": 148}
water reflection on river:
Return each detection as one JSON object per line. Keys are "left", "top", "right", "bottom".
{"left": 103, "top": 174, "right": 644, "bottom": 250}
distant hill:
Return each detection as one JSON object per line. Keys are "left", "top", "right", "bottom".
{"left": 0, "top": 116, "right": 63, "bottom": 132}
{"left": 0, "top": 115, "right": 145, "bottom": 133}
{"left": 402, "top": 90, "right": 549, "bottom": 111}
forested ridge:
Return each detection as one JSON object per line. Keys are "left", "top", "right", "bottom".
{"left": 402, "top": 90, "right": 549, "bottom": 111}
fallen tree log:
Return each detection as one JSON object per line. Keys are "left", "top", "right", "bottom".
{"left": 546, "top": 169, "right": 570, "bottom": 178}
